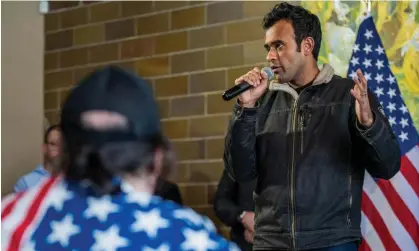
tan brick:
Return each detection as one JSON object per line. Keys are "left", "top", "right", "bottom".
{"left": 45, "top": 110, "right": 60, "bottom": 125}
{"left": 154, "top": 1, "right": 188, "bottom": 11}
{"left": 45, "top": 52, "right": 59, "bottom": 71}
{"left": 105, "top": 19, "right": 135, "bottom": 41}
{"left": 206, "top": 138, "right": 224, "bottom": 159}
{"left": 162, "top": 119, "right": 188, "bottom": 139}
{"left": 173, "top": 140, "right": 205, "bottom": 161}
{"left": 226, "top": 19, "right": 264, "bottom": 44}
{"left": 49, "top": 1, "right": 79, "bottom": 11}
{"left": 207, "top": 93, "right": 234, "bottom": 114}
{"left": 137, "top": 13, "right": 169, "bottom": 35}
{"left": 60, "top": 48, "right": 89, "bottom": 68}
{"left": 179, "top": 185, "right": 207, "bottom": 205}
{"left": 61, "top": 8, "right": 88, "bottom": 29}
{"left": 74, "top": 24, "right": 104, "bottom": 46}
{"left": 121, "top": 1, "right": 153, "bottom": 17}
{"left": 190, "top": 115, "right": 228, "bottom": 137}
{"left": 155, "top": 32, "right": 188, "bottom": 54}
{"left": 207, "top": 1, "right": 243, "bottom": 24}
{"left": 168, "top": 163, "right": 189, "bottom": 183}
{"left": 189, "top": 26, "right": 225, "bottom": 49}
{"left": 189, "top": 161, "right": 224, "bottom": 183}
{"left": 171, "top": 51, "right": 205, "bottom": 74}
{"left": 112, "top": 61, "right": 136, "bottom": 72}
{"left": 244, "top": 40, "right": 268, "bottom": 65}
{"left": 171, "top": 7, "right": 205, "bottom": 30}
{"left": 89, "top": 43, "right": 119, "bottom": 63}
{"left": 44, "top": 92, "right": 58, "bottom": 110}
{"left": 45, "top": 70, "right": 74, "bottom": 91}
{"left": 194, "top": 206, "right": 223, "bottom": 226}
{"left": 171, "top": 96, "right": 205, "bottom": 117}
{"left": 45, "top": 30, "right": 73, "bottom": 51}
{"left": 154, "top": 75, "right": 188, "bottom": 97}
{"left": 89, "top": 2, "right": 121, "bottom": 23}
{"left": 135, "top": 56, "right": 169, "bottom": 77}
{"left": 121, "top": 37, "right": 154, "bottom": 59}
{"left": 44, "top": 13, "right": 60, "bottom": 32}
{"left": 158, "top": 99, "right": 170, "bottom": 119}
{"left": 189, "top": 70, "right": 226, "bottom": 93}
{"left": 207, "top": 45, "right": 244, "bottom": 69}
{"left": 219, "top": 227, "right": 231, "bottom": 239}
{"left": 243, "top": 1, "right": 276, "bottom": 18}
{"left": 59, "top": 88, "right": 72, "bottom": 106}
{"left": 74, "top": 67, "right": 95, "bottom": 83}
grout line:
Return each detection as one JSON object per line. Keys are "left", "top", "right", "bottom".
{"left": 45, "top": 1, "right": 213, "bottom": 34}
{"left": 160, "top": 113, "right": 232, "bottom": 122}
{"left": 45, "top": 16, "right": 263, "bottom": 53}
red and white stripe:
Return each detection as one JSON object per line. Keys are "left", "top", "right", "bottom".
{"left": 1, "top": 177, "right": 59, "bottom": 251}
{"left": 360, "top": 144, "right": 419, "bottom": 251}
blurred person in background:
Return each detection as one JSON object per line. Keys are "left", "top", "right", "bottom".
{"left": 153, "top": 138, "right": 183, "bottom": 205}
{"left": 2, "top": 66, "right": 239, "bottom": 251}
{"left": 214, "top": 170, "right": 257, "bottom": 251}
{"left": 14, "top": 124, "right": 62, "bottom": 192}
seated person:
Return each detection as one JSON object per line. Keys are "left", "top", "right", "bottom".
{"left": 214, "top": 170, "right": 257, "bottom": 251}
{"left": 14, "top": 124, "right": 62, "bottom": 192}
{"left": 153, "top": 138, "right": 183, "bottom": 205}
{"left": 1, "top": 66, "right": 239, "bottom": 251}
{"left": 155, "top": 178, "right": 183, "bottom": 205}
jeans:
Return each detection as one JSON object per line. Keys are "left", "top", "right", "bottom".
{"left": 311, "top": 242, "right": 358, "bottom": 251}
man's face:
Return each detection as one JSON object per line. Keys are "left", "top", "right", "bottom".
{"left": 44, "top": 129, "right": 62, "bottom": 163}
{"left": 264, "top": 20, "right": 304, "bottom": 84}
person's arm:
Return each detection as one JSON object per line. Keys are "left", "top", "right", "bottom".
{"left": 213, "top": 170, "right": 243, "bottom": 227}
{"left": 224, "top": 100, "right": 259, "bottom": 182}
{"left": 14, "top": 177, "right": 28, "bottom": 193}
{"left": 350, "top": 90, "right": 401, "bottom": 179}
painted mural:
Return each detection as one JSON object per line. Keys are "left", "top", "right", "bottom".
{"left": 300, "top": 1, "right": 419, "bottom": 131}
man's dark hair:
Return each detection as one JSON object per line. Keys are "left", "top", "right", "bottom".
{"left": 44, "top": 124, "right": 60, "bottom": 143}
{"left": 262, "top": 2, "right": 322, "bottom": 60}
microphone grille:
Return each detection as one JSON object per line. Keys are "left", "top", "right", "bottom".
{"left": 262, "top": 67, "right": 274, "bottom": 80}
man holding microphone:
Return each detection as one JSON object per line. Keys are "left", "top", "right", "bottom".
{"left": 223, "top": 2, "right": 400, "bottom": 251}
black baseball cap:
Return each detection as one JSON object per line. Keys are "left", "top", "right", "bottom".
{"left": 60, "top": 65, "right": 162, "bottom": 146}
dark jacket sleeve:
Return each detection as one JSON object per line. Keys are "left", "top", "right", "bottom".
{"left": 213, "top": 170, "right": 242, "bottom": 227}
{"left": 350, "top": 89, "right": 401, "bottom": 180}
{"left": 154, "top": 179, "right": 183, "bottom": 205}
{"left": 223, "top": 100, "right": 259, "bottom": 182}
{"left": 165, "top": 183, "right": 183, "bottom": 205}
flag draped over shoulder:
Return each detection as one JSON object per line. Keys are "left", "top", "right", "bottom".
{"left": 347, "top": 16, "right": 419, "bottom": 251}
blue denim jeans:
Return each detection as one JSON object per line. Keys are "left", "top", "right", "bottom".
{"left": 311, "top": 242, "right": 358, "bottom": 251}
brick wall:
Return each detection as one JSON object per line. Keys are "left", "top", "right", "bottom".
{"left": 43, "top": 0, "right": 283, "bottom": 236}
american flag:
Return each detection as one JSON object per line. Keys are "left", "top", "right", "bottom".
{"left": 347, "top": 16, "right": 419, "bottom": 251}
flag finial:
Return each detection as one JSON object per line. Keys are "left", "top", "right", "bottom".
{"left": 363, "top": 0, "right": 372, "bottom": 15}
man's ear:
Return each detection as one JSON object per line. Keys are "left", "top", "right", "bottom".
{"left": 302, "top": 37, "right": 315, "bottom": 56}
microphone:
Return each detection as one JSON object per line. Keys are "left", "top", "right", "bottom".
{"left": 222, "top": 67, "right": 274, "bottom": 101}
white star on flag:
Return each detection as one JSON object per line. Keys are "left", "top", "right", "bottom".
{"left": 47, "top": 214, "right": 80, "bottom": 247}
{"left": 181, "top": 229, "right": 218, "bottom": 251}
{"left": 131, "top": 208, "right": 170, "bottom": 238}
{"left": 364, "top": 29, "right": 373, "bottom": 39}
{"left": 84, "top": 196, "right": 119, "bottom": 222}
{"left": 92, "top": 225, "right": 129, "bottom": 251}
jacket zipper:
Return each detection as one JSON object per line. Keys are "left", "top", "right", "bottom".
{"left": 290, "top": 99, "right": 299, "bottom": 250}
{"left": 347, "top": 173, "right": 352, "bottom": 228}
{"left": 300, "top": 113, "right": 304, "bottom": 154}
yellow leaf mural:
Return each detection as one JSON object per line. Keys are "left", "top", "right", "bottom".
{"left": 301, "top": 1, "right": 419, "bottom": 131}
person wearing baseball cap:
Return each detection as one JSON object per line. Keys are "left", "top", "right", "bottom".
{"left": 2, "top": 66, "right": 239, "bottom": 251}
